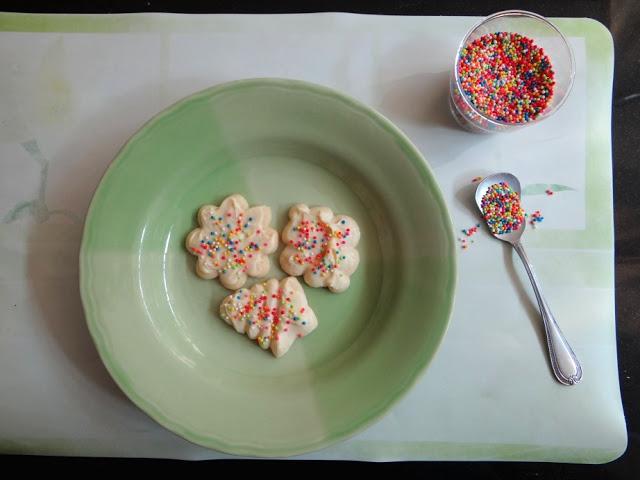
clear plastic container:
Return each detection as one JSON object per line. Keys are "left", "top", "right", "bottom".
{"left": 449, "top": 10, "right": 575, "bottom": 133}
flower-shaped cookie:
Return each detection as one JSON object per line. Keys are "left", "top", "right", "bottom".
{"left": 186, "top": 194, "right": 278, "bottom": 290}
{"left": 280, "top": 204, "right": 360, "bottom": 293}
{"left": 220, "top": 277, "right": 318, "bottom": 357}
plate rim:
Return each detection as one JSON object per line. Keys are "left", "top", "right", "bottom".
{"left": 79, "top": 77, "right": 457, "bottom": 457}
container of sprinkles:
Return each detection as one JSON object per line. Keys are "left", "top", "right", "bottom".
{"left": 449, "top": 10, "right": 575, "bottom": 133}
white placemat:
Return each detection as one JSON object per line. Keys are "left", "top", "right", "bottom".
{"left": 0, "top": 12, "right": 625, "bottom": 462}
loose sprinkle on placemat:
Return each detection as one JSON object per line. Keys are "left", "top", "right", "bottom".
{"left": 528, "top": 210, "right": 544, "bottom": 228}
{"left": 458, "top": 223, "right": 481, "bottom": 250}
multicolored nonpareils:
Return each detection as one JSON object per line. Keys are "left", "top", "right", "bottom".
{"left": 481, "top": 182, "right": 525, "bottom": 235}
{"left": 280, "top": 204, "right": 360, "bottom": 293}
{"left": 529, "top": 210, "right": 544, "bottom": 228}
{"left": 457, "top": 31, "right": 555, "bottom": 123}
{"left": 185, "top": 194, "right": 279, "bottom": 290}
{"left": 458, "top": 223, "right": 481, "bottom": 250}
{"left": 219, "top": 277, "right": 318, "bottom": 358}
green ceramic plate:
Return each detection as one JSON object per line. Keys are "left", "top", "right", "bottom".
{"left": 80, "top": 78, "right": 456, "bottom": 457}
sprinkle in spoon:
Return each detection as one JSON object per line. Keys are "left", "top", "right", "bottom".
{"left": 475, "top": 172, "right": 583, "bottom": 386}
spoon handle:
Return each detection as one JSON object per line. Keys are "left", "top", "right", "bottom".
{"left": 512, "top": 241, "right": 583, "bottom": 386}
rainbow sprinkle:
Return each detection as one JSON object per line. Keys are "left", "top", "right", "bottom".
{"left": 191, "top": 211, "right": 264, "bottom": 275}
{"left": 528, "top": 210, "right": 544, "bottom": 228}
{"left": 462, "top": 224, "right": 481, "bottom": 237}
{"left": 481, "top": 182, "right": 525, "bottom": 235}
{"left": 458, "top": 223, "right": 481, "bottom": 250}
{"left": 457, "top": 32, "right": 555, "bottom": 123}
{"left": 219, "top": 277, "right": 317, "bottom": 357}
{"left": 289, "top": 219, "right": 352, "bottom": 276}
{"left": 223, "top": 287, "right": 298, "bottom": 347}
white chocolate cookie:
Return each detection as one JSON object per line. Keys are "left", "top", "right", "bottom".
{"left": 219, "top": 277, "right": 318, "bottom": 358}
{"left": 186, "top": 194, "right": 278, "bottom": 290}
{"left": 280, "top": 204, "right": 360, "bottom": 293}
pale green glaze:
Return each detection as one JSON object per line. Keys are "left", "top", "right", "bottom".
{"left": 80, "top": 79, "right": 456, "bottom": 457}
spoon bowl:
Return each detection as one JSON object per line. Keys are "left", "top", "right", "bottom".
{"left": 475, "top": 172, "right": 525, "bottom": 245}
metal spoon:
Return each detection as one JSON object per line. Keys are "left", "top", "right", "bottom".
{"left": 475, "top": 172, "right": 583, "bottom": 386}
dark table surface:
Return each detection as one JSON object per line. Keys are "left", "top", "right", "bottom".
{"left": 1, "top": 1, "right": 638, "bottom": 477}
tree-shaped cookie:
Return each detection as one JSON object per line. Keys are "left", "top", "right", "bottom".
{"left": 280, "top": 204, "right": 360, "bottom": 293}
{"left": 220, "top": 277, "right": 318, "bottom": 357}
{"left": 186, "top": 194, "right": 278, "bottom": 290}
